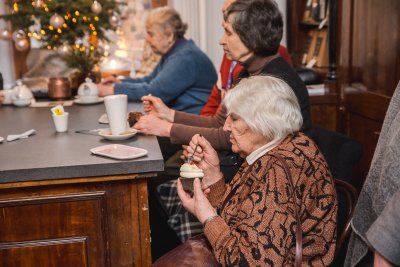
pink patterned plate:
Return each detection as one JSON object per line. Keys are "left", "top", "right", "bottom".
{"left": 90, "top": 144, "right": 148, "bottom": 160}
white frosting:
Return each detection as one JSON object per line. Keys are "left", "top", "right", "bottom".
{"left": 180, "top": 163, "right": 204, "bottom": 178}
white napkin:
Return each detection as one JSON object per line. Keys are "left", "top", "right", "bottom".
{"left": 6, "top": 129, "right": 36, "bottom": 142}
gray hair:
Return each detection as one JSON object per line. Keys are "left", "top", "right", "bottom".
{"left": 147, "top": 6, "right": 188, "bottom": 38}
{"left": 223, "top": 76, "right": 303, "bottom": 141}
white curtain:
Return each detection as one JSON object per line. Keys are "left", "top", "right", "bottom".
{"left": 0, "top": 1, "right": 15, "bottom": 88}
{"left": 168, "top": 0, "right": 206, "bottom": 50}
{"left": 168, "top": 0, "right": 223, "bottom": 69}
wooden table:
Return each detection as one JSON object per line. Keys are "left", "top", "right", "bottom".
{"left": 0, "top": 102, "right": 164, "bottom": 267}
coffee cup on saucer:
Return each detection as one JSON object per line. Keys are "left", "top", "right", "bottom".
{"left": 77, "top": 78, "right": 99, "bottom": 102}
{"left": 104, "top": 95, "right": 128, "bottom": 136}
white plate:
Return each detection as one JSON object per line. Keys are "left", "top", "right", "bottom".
{"left": 0, "top": 136, "right": 4, "bottom": 143}
{"left": 98, "top": 113, "right": 109, "bottom": 124}
{"left": 90, "top": 144, "right": 148, "bottom": 160}
{"left": 98, "top": 128, "right": 137, "bottom": 140}
{"left": 74, "top": 97, "right": 104, "bottom": 105}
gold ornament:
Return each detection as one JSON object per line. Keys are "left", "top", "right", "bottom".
{"left": 0, "top": 28, "right": 12, "bottom": 40}
{"left": 109, "top": 13, "right": 121, "bottom": 27}
{"left": 15, "top": 38, "right": 29, "bottom": 51}
{"left": 33, "top": 0, "right": 43, "bottom": 9}
{"left": 50, "top": 13, "right": 65, "bottom": 29}
{"left": 91, "top": 1, "right": 102, "bottom": 14}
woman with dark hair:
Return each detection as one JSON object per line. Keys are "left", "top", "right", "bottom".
{"left": 97, "top": 6, "right": 217, "bottom": 114}
{"left": 136, "top": 0, "right": 312, "bottom": 145}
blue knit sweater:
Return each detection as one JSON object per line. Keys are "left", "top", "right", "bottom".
{"left": 114, "top": 39, "right": 217, "bottom": 114}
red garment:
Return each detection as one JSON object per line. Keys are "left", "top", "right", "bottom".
{"left": 200, "top": 45, "right": 293, "bottom": 116}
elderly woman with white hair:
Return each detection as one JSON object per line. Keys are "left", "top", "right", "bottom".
{"left": 97, "top": 6, "right": 216, "bottom": 114}
{"left": 172, "top": 76, "right": 338, "bottom": 266}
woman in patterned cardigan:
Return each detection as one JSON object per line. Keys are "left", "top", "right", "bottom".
{"left": 177, "top": 76, "right": 338, "bottom": 266}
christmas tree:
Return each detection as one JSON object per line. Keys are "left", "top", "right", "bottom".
{"left": 0, "top": 0, "right": 119, "bottom": 77}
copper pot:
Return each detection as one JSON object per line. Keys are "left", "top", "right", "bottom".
{"left": 48, "top": 77, "right": 71, "bottom": 100}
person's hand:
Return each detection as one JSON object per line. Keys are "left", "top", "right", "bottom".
{"left": 177, "top": 178, "right": 217, "bottom": 224}
{"left": 141, "top": 95, "right": 175, "bottom": 122}
{"left": 101, "top": 76, "right": 122, "bottom": 85}
{"left": 0, "top": 91, "right": 4, "bottom": 104}
{"left": 374, "top": 252, "right": 394, "bottom": 267}
{"left": 180, "top": 145, "right": 189, "bottom": 161}
{"left": 186, "top": 134, "right": 222, "bottom": 186}
{"left": 133, "top": 114, "right": 173, "bottom": 137}
{"left": 97, "top": 83, "right": 115, "bottom": 97}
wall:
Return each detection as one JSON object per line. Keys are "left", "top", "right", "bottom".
{"left": 170, "top": 0, "right": 287, "bottom": 70}
{"left": 0, "top": 1, "right": 15, "bottom": 88}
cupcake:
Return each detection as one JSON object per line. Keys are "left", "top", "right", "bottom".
{"left": 127, "top": 111, "right": 143, "bottom": 127}
{"left": 180, "top": 162, "right": 204, "bottom": 191}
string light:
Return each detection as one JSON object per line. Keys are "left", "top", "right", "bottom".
{"left": 72, "top": 18, "right": 77, "bottom": 23}
{"left": 75, "top": 11, "right": 80, "bottom": 16}
{"left": 13, "top": 3, "right": 19, "bottom": 12}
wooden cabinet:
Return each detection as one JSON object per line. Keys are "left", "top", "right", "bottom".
{"left": 287, "top": 0, "right": 337, "bottom": 79}
{"left": 338, "top": 0, "right": 400, "bottom": 186}
{"left": 287, "top": 0, "right": 400, "bottom": 188}
{"left": 0, "top": 175, "right": 152, "bottom": 267}
{"left": 287, "top": 0, "right": 341, "bottom": 131}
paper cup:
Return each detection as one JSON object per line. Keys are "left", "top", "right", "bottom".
{"left": 104, "top": 95, "right": 128, "bottom": 136}
{"left": 180, "top": 177, "right": 202, "bottom": 192}
{"left": 52, "top": 112, "right": 69, "bottom": 132}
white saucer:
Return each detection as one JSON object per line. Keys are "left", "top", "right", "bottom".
{"left": 0, "top": 136, "right": 4, "bottom": 143}
{"left": 98, "top": 113, "right": 109, "bottom": 124}
{"left": 98, "top": 128, "right": 137, "bottom": 140}
{"left": 74, "top": 97, "right": 104, "bottom": 105}
{"left": 90, "top": 144, "right": 148, "bottom": 160}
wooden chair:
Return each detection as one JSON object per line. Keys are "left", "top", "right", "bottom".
{"left": 334, "top": 179, "right": 358, "bottom": 258}
{"left": 309, "top": 127, "right": 362, "bottom": 265}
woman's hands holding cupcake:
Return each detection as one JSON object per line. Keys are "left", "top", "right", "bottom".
{"left": 185, "top": 134, "right": 223, "bottom": 186}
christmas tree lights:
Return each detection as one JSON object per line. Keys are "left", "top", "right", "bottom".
{"left": 0, "top": 0, "right": 119, "bottom": 77}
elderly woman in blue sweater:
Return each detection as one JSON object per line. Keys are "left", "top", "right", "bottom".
{"left": 98, "top": 6, "right": 217, "bottom": 114}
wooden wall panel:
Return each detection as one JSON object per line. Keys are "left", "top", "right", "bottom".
{"left": 0, "top": 191, "right": 107, "bottom": 267}
{"left": 345, "top": 88, "right": 391, "bottom": 188}
{"left": 347, "top": 0, "right": 400, "bottom": 95}
{"left": 0, "top": 237, "right": 88, "bottom": 267}
{"left": 0, "top": 179, "right": 149, "bottom": 267}
{"left": 338, "top": 0, "right": 400, "bottom": 189}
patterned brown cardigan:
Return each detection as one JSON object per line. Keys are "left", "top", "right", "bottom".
{"left": 204, "top": 132, "right": 337, "bottom": 266}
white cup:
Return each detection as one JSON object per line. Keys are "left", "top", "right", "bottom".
{"left": 52, "top": 112, "right": 69, "bottom": 132}
{"left": 104, "top": 95, "right": 128, "bottom": 136}
{"left": 3, "top": 89, "right": 13, "bottom": 104}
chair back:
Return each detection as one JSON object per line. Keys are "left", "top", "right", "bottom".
{"left": 309, "top": 127, "right": 362, "bottom": 265}
{"left": 309, "top": 126, "right": 363, "bottom": 185}
{"left": 334, "top": 179, "right": 358, "bottom": 256}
